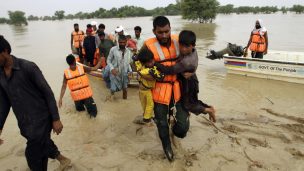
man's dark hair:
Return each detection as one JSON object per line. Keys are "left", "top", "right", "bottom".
{"left": 0, "top": 35, "right": 11, "bottom": 54}
{"left": 118, "top": 35, "right": 127, "bottom": 41}
{"left": 137, "top": 48, "right": 154, "bottom": 64}
{"left": 153, "top": 16, "right": 170, "bottom": 30}
{"left": 134, "top": 26, "right": 142, "bottom": 32}
{"left": 86, "top": 24, "right": 92, "bottom": 28}
{"left": 74, "top": 23, "right": 79, "bottom": 27}
{"left": 98, "top": 23, "right": 105, "bottom": 29}
{"left": 98, "top": 31, "right": 105, "bottom": 37}
{"left": 179, "top": 30, "right": 196, "bottom": 46}
{"left": 66, "top": 54, "right": 76, "bottom": 65}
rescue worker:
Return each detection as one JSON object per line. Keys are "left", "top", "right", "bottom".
{"left": 58, "top": 54, "right": 102, "bottom": 118}
{"left": 140, "top": 16, "right": 189, "bottom": 162}
{"left": 0, "top": 35, "right": 71, "bottom": 171}
{"left": 71, "top": 23, "right": 84, "bottom": 62}
{"left": 245, "top": 19, "right": 268, "bottom": 59}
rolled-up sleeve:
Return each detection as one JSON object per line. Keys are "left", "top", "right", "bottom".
{"left": 29, "top": 63, "right": 60, "bottom": 121}
{"left": 0, "top": 86, "right": 11, "bottom": 129}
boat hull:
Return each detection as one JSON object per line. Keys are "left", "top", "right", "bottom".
{"left": 223, "top": 56, "right": 304, "bottom": 84}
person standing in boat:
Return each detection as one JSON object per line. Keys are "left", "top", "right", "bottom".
{"left": 133, "top": 26, "right": 145, "bottom": 52}
{"left": 71, "top": 23, "right": 85, "bottom": 62}
{"left": 0, "top": 35, "right": 71, "bottom": 171}
{"left": 83, "top": 27, "right": 97, "bottom": 67}
{"left": 245, "top": 19, "right": 268, "bottom": 59}
{"left": 58, "top": 54, "right": 102, "bottom": 118}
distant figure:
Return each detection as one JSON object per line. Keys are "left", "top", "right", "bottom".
{"left": 114, "top": 25, "right": 125, "bottom": 46}
{"left": 83, "top": 28, "right": 97, "bottom": 66}
{"left": 58, "top": 54, "right": 102, "bottom": 118}
{"left": 97, "top": 31, "right": 115, "bottom": 68}
{"left": 245, "top": 19, "right": 268, "bottom": 59}
{"left": 0, "top": 35, "right": 71, "bottom": 171}
{"left": 91, "top": 21, "right": 98, "bottom": 35}
{"left": 126, "top": 34, "right": 137, "bottom": 52}
{"left": 133, "top": 26, "right": 145, "bottom": 51}
{"left": 71, "top": 23, "right": 84, "bottom": 62}
{"left": 106, "top": 35, "right": 133, "bottom": 100}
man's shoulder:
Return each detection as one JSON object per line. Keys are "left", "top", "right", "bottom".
{"left": 13, "top": 56, "right": 37, "bottom": 71}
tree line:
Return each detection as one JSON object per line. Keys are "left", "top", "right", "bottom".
{"left": 0, "top": 1, "right": 303, "bottom": 25}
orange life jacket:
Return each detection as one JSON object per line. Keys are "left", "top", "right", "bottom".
{"left": 145, "top": 35, "right": 181, "bottom": 105}
{"left": 72, "top": 30, "right": 84, "bottom": 48}
{"left": 64, "top": 65, "right": 93, "bottom": 101}
{"left": 250, "top": 30, "right": 266, "bottom": 52}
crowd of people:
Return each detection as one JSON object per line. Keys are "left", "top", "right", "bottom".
{"left": 0, "top": 15, "right": 222, "bottom": 170}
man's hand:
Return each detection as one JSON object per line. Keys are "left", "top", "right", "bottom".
{"left": 204, "top": 106, "right": 216, "bottom": 123}
{"left": 183, "top": 72, "right": 194, "bottom": 79}
{"left": 0, "top": 129, "right": 3, "bottom": 145}
{"left": 58, "top": 99, "right": 63, "bottom": 108}
{"left": 111, "top": 69, "right": 118, "bottom": 76}
{"left": 128, "top": 72, "right": 133, "bottom": 80}
{"left": 52, "top": 120, "right": 63, "bottom": 135}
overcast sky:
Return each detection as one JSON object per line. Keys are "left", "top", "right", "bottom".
{"left": 0, "top": 0, "right": 303, "bottom": 18}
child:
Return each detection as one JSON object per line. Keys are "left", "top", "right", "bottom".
{"left": 155, "top": 30, "right": 216, "bottom": 122}
{"left": 135, "top": 48, "right": 164, "bottom": 125}
{"left": 126, "top": 34, "right": 137, "bottom": 52}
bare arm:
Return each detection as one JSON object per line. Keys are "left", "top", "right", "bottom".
{"left": 58, "top": 75, "right": 67, "bottom": 108}
{"left": 264, "top": 32, "right": 268, "bottom": 54}
{"left": 70, "top": 33, "right": 73, "bottom": 51}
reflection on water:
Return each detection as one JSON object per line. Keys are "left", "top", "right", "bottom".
{"left": 183, "top": 23, "right": 217, "bottom": 50}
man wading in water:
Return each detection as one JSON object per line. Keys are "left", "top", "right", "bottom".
{"left": 0, "top": 35, "right": 71, "bottom": 171}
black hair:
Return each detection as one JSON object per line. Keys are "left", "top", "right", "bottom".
{"left": 74, "top": 23, "right": 79, "bottom": 27}
{"left": 66, "top": 54, "right": 76, "bottom": 65}
{"left": 125, "top": 35, "right": 131, "bottom": 38}
{"left": 118, "top": 35, "right": 127, "bottom": 41}
{"left": 86, "top": 24, "right": 92, "bottom": 28}
{"left": 137, "top": 48, "right": 154, "bottom": 64}
{"left": 98, "top": 23, "right": 105, "bottom": 29}
{"left": 134, "top": 26, "right": 142, "bottom": 32}
{"left": 179, "top": 30, "right": 196, "bottom": 46}
{"left": 0, "top": 35, "right": 11, "bottom": 54}
{"left": 153, "top": 16, "right": 170, "bottom": 30}
{"left": 98, "top": 31, "right": 105, "bottom": 37}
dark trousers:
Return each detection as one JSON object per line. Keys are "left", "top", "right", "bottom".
{"left": 154, "top": 100, "right": 190, "bottom": 148}
{"left": 180, "top": 74, "right": 209, "bottom": 115}
{"left": 251, "top": 51, "right": 263, "bottom": 59}
{"left": 75, "top": 97, "right": 97, "bottom": 117}
{"left": 25, "top": 124, "right": 59, "bottom": 171}
{"left": 76, "top": 47, "right": 83, "bottom": 62}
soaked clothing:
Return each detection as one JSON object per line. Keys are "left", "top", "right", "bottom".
{"left": 0, "top": 56, "right": 60, "bottom": 170}
{"left": 75, "top": 97, "right": 97, "bottom": 117}
{"left": 83, "top": 35, "right": 96, "bottom": 64}
{"left": 155, "top": 49, "right": 210, "bottom": 114}
{"left": 106, "top": 46, "right": 132, "bottom": 92}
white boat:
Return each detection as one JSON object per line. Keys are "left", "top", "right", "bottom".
{"left": 223, "top": 51, "right": 304, "bottom": 84}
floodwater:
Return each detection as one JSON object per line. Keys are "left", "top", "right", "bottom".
{"left": 0, "top": 14, "right": 304, "bottom": 170}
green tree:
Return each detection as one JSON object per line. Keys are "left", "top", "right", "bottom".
{"left": 8, "top": 11, "right": 28, "bottom": 25}
{"left": 28, "top": 15, "right": 39, "bottom": 21}
{"left": 0, "top": 18, "right": 9, "bottom": 24}
{"left": 181, "top": 0, "right": 219, "bottom": 23}
{"left": 281, "top": 6, "right": 288, "bottom": 14}
{"left": 218, "top": 4, "right": 234, "bottom": 14}
{"left": 54, "top": 10, "right": 65, "bottom": 20}
{"left": 290, "top": 5, "right": 304, "bottom": 14}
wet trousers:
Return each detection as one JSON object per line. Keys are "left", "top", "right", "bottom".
{"left": 154, "top": 100, "right": 190, "bottom": 148}
{"left": 139, "top": 89, "right": 154, "bottom": 120}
